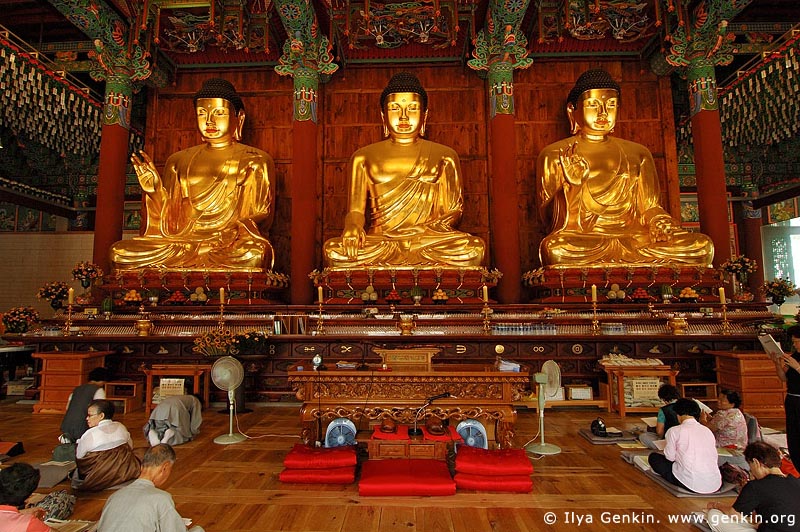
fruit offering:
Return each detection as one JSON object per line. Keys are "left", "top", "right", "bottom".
{"left": 631, "top": 287, "right": 651, "bottom": 301}
{"left": 361, "top": 284, "right": 379, "bottom": 302}
{"left": 123, "top": 289, "right": 142, "bottom": 305}
{"left": 189, "top": 287, "right": 208, "bottom": 304}
{"left": 385, "top": 289, "right": 402, "bottom": 303}
{"left": 164, "top": 291, "right": 188, "bottom": 305}
{"left": 432, "top": 289, "right": 449, "bottom": 304}
{"left": 678, "top": 287, "right": 699, "bottom": 300}
{"left": 607, "top": 283, "right": 624, "bottom": 300}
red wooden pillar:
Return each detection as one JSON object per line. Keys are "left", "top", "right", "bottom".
{"left": 92, "top": 77, "right": 133, "bottom": 273}
{"left": 487, "top": 62, "right": 521, "bottom": 303}
{"left": 289, "top": 68, "right": 319, "bottom": 305}
{"left": 687, "top": 63, "right": 731, "bottom": 266}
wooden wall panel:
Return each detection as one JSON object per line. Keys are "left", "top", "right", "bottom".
{"left": 138, "top": 61, "right": 679, "bottom": 300}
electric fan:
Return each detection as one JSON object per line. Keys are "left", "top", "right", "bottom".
{"left": 525, "top": 359, "right": 562, "bottom": 455}
{"left": 325, "top": 418, "right": 357, "bottom": 447}
{"left": 456, "top": 419, "right": 488, "bottom": 450}
{"left": 211, "top": 356, "right": 246, "bottom": 445}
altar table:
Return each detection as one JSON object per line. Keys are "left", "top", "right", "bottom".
{"left": 287, "top": 363, "right": 529, "bottom": 448}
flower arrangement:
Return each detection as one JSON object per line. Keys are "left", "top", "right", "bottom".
{"left": 72, "top": 261, "right": 103, "bottom": 288}
{"left": 232, "top": 330, "right": 270, "bottom": 355}
{"left": 719, "top": 255, "right": 758, "bottom": 277}
{"left": 762, "top": 277, "right": 797, "bottom": 299}
{"left": 192, "top": 329, "right": 237, "bottom": 357}
{"left": 37, "top": 281, "right": 69, "bottom": 303}
{"left": 2, "top": 306, "right": 40, "bottom": 333}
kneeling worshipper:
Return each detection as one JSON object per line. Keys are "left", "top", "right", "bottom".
{"left": 0, "top": 463, "right": 51, "bottom": 532}
{"left": 648, "top": 398, "right": 722, "bottom": 494}
{"left": 98, "top": 444, "right": 205, "bottom": 532}
{"left": 144, "top": 395, "right": 202, "bottom": 447}
{"left": 60, "top": 366, "right": 109, "bottom": 444}
{"left": 74, "top": 399, "right": 141, "bottom": 491}
{"left": 705, "top": 441, "right": 800, "bottom": 532}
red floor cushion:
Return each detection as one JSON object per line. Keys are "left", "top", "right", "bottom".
{"left": 283, "top": 443, "right": 357, "bottom": 469}
{"left": 455, "top": 472, "right": 533, "bottom": 493}
{"left": 359, "top": 459, "right": 456, "bottom": 496}
{"left": 455, "top": 445, "right": 533, "bottom": 476}
{"left": 279, "top": 466, "right": 356, "bottom": 484}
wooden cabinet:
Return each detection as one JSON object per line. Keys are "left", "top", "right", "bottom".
{"left": 603, "top": 365, "right": 679, "bottom": 417}
{"left": 708, "top": 351, "right": 786, "bottom": 418}
{"left": 32, "top": 351, "right": 110, "bottom": 414}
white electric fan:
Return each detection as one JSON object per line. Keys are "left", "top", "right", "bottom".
{"left": 211, "top": 356, "right": 246, "bottom": 445}
{"left": 525, "top": 359, "right": 562, "bottom": 455}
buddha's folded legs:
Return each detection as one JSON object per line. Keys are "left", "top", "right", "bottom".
{"left": 324, "top": 232, "right": 484, "bottom": 268}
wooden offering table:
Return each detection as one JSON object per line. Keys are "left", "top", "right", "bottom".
{"left": 32, "top": 351, "right": 111, "bottom": 413}
{"left": 603, "top": 364, "right": 679, "bottom": 418}
{"left": 287, "top": 363, "right": 529, "bottom": 448}
{"left": 708, "top": 351, "right": 786, "bottom": 418}
{"left": 142, "top": 364, "right": 213, "bottom": 414}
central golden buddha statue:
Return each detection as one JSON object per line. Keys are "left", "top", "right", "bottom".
{"left": 323, "top": 72, "right": 485, "bottom": 268}
{"left": 537, "top": 69, "right": 713, "bottom": 267}
{"left": 110, "top": 78, "right": 274, "bottom": 271}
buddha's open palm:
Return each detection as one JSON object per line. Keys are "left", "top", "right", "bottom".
{"left": 558, "top": 141, "right": 589, "bottom": 186}
{"left": 131, "top": 150, "right": 161, "bottom": 194}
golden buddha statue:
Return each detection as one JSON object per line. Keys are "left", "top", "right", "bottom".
{"left": 323, "top": 72, "right": 485, "bottom": 268}
{"left": 110, "top": 78, "right": 274, "bottom": 270}
{"left": 537, "top": 69, "right": 713, "bottom": 267}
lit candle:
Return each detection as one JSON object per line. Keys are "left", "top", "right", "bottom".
{"left": 219, "top": 287, "right": 225, "bottom": 302}
{"left": 719, "top": 287, "right": 726, "bottom": 305}
{"left": 318, "top": 286, "right": 324, "bottom": 304}
{"left": 482, "top": 285, "right": 489, "bottom": 302}
{"left": 591, "top": 284, "right": 597, "bottom": 302}
{"left": 68, "top": 287, "right": 74, "bottom": 305}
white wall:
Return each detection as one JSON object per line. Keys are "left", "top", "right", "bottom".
{"left": 0, "top": 232, "right": 95, "bottom": 317}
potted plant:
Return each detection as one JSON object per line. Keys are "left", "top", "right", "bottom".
{"left": 762, "top": 277, "right": 797, "bottom": 307}
{"left": 37, "top": 281, "right": 70, "bottom": 310}
{"left": 2, "top": 306, "right": 40, "bottom": 334}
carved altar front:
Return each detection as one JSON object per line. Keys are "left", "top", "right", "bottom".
{"left": 287, "top": 363, "right": 529, "bottom": 448}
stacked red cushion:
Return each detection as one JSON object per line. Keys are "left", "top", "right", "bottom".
{"left": 279, "top": 443, "right": 357, "bottom": 484}
{"left": 454, "top": 445, "right": 533, "bottom": 493}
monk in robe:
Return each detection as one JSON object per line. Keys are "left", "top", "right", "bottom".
{"left": 110, "top": 78, "right": 274, "bottom": 270}
{"left": 324, "top": 72, "right": 485, "bottom": 268}
{"left": 537, "top": 69, "right": 713, "bottom": 267}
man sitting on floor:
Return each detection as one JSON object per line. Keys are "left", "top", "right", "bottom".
{"left": 97, "top": 444, "right": 205, "bottom": 532}
{"left": 143, "top": 395, "right": 202, "bottom": 447}
{"left": 0, "top": 463, "right": 51, "bottom": 532}
{"left": 74, "top": 399, "right": 141, "bottom": 491}
{"left": 649, "top": 398, "right": 722, "bottom": 494}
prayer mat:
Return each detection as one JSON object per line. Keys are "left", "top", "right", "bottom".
{"left": 420, "top": 426, "right": 462, "bottom": 442}
{"left": 359, "top": 459, "right": 455, "bottom": 496}
{"left": 454, "top": 472, "right": 532, "bottom": 493}
{"left": 578, "top": 428, "right": 637, "bottom": 444}
{"left": 282, "top": 443, "right": 357, "bottom": 469}
{"left": 35, "top": 461, "right": 76, "bottom": 489}
{"left": 279, "top": 466, "right": 356, "bottom": 484}
{"left": 455, "top": 445, "right": 533, "bottom": 476}
{"left": 642, "top": 468, "right": 737, "bottom": 498}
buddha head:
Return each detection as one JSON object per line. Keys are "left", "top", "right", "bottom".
{"left": 194, "top": 78, "right": 246, "bottom": 144}
{"left": 379, "top": 72, "right": 429, "bottom": 140}
{"left": 566, "top": 69, "right": 620, "bottom": 137}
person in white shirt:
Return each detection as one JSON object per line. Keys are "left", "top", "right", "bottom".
{"left": 649, "top": 398, "right": 722, "bottom": 493}
{"left": 73, "top": 399, "right": 141, "bottom": 491}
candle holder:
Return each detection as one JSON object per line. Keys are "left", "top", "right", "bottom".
{"left": 481, "top": 301, "right": 493, "bottom": 334}
{"left": 720, "top": 302, "right": 731, "bottom": 335}
{"left": 218, "top": 299, "right": 226, "bottom": 330}
{"left": 591, "top": 301, "right": 600, "bottom": 335}
{"left": 63, "top": 303, "right": 74, "bottom": 336}
{"left": 315, "top": 301, "right": 325, "bottom": 335}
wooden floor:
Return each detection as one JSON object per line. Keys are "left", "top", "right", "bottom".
{"left": 0, "top": 400, "right": 785, "bottom": 532}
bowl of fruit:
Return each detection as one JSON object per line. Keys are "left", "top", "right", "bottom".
{"left": 385, "top": 289, "right": 402, "bottom": 304}
{"left": 432, "top": 288, "right": 449, "bottom": 304}
{"left": 631, "top": 287, "right": 652, "bottom": 303}
{"left": 123, "top": 289, "right": 143, "bottom": 307}
{"left": 678, "top": 287, "right": 699, "bottom": 303}
{"left": 606, "top": 283, "right": 625, "bottom": 302}
{"left": 163, "top": 291, "right": 188, "bottom": 306}
{"left": 188, "top": 287, "right": 208, "bottom": 305}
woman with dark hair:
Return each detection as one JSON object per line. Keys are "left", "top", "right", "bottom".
{"left": 0, "top": 463, "right": 51, "bottom": 531}
{"left": 776, "top": 325, "right": 800, "bottom": 465}
{"left": 706, "top": 441, "right": 800, "bottom": 531}
{"left": 704, "top": 389, "right": 748, "bottom": 450}
{"left": 639, "top": 384, "right": 682, "bottom": 449}
{"left": 60, "top": 366, "right": 108, "bottom": 443}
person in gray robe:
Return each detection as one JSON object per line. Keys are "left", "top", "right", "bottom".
{"left": 143, "top": 395, "right": 202, "bottom": 447}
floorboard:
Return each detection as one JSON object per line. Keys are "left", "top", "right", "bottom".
{"left": 0, "top": 399, "right": 785, "bottom": 532}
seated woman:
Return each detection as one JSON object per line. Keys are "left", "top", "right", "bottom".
{"left": 143, "top": 394, "right": 202, "bottom": 447}
{"left": 639, "top": 384, "right": 681, "bottom": 449}
{"left": 0, "top": 463, "right": 51, "bottom": 532}
{"left": 703, "top": 389, "right": 748, "bottom": 450}
{"left": 706, "top": 441, "right": 800, "bottom": 532}
{"left": 74, "top": 399, "right": 141, "bottom": 491}
{"left": 60, "top": 367, "right": 109, "bottom": 444}
{"left": 648, "top": 398, "right": 722, "bottom": 494}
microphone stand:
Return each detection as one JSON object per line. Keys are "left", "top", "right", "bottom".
{"left": 409, "top": 393, "right": 452, "bottom": 437}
